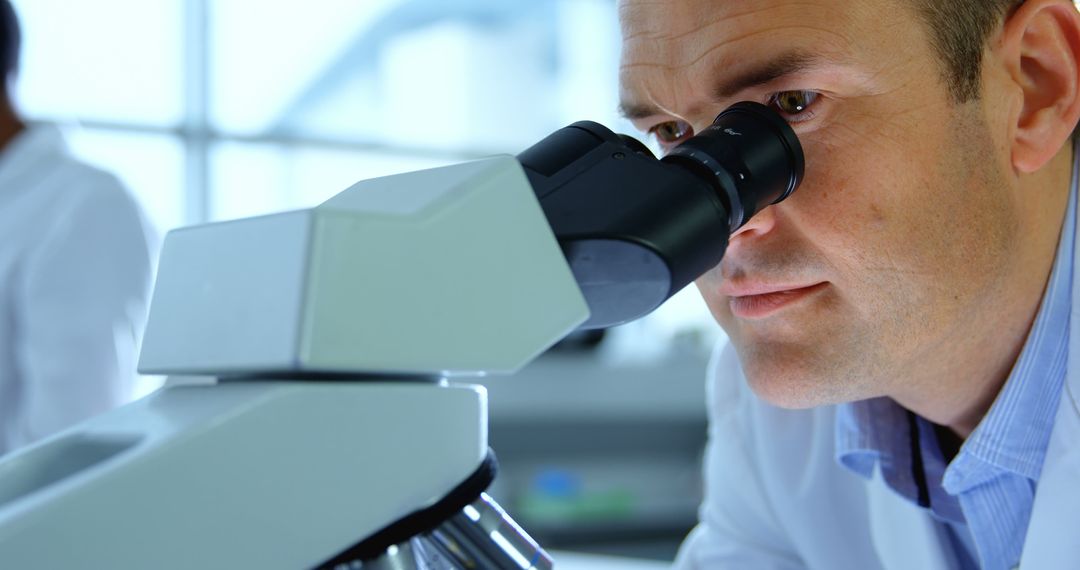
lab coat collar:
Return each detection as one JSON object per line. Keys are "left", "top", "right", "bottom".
{"left": 0, "top": 123, "right": 70, "bottom": 192}
{"left": 1019, "top": 145, "right": 1080, "bottom": 569}
{"left": 866, "top": 466, "right": 958, "bottom": 570}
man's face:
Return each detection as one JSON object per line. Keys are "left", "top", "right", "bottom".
{"left": 619, "top": 0, "right": 1023, "bottom": 407}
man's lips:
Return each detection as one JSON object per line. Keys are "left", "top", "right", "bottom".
{"left": 723, "top": 282, "right": 828, "bottom": 319}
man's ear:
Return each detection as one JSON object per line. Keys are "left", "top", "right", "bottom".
{"left": 998, "top": 0, "right": 1080, "bottom": 173}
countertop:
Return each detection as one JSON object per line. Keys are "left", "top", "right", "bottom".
{"left": 550, "top": 551, "right": 670, "bottom": 570}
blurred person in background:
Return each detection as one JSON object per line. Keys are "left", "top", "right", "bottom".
{"left": 0, "top": 0, "right": 154, "bottom": 454}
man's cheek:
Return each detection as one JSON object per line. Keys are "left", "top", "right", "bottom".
{"left": 783, "top": 134, "right": 864, "bottom": 217}
{"left": 797, "top": 142, "right": 910, "bottom": 239}
{"left": 694, "top": 276, "right": 733, "bottom": 324}
{"left": 693, "top": 273, "right": 720, "bottom": 307}
{"left": 695, "top": 264, "right": 722, "bottom": 288}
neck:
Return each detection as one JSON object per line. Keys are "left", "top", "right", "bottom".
{"left": 0, "top": 94, "right": 25, "bottom": 153}
{"left": 893, "top": 146, "right": 1074, "bottom": 439}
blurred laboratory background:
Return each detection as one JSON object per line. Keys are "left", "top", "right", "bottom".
{"left": 9, "top": 0, "right": 723, "bottom": 560}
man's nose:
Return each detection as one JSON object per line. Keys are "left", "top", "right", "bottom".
{"left": 730, "top": 204, "right": 778, "bottom": 243}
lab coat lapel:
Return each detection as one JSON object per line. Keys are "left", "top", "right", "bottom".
{"left": 1020, "top": 389, "right": 1080, "bottom": 568}
{"left": 866, "top": 468, "right": 955, "bottom": 570}
{"left": 1019, "top": 234, "right": 1080, "bottom": 568}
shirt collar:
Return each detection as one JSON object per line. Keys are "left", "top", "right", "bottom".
{"left": 835, "top": 396, "right": 926, "bottom": 501}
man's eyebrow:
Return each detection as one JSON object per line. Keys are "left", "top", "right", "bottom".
{"left": 617, "top": 100, "right": 661, "bottom": 121}
{"left": 618, "top": 50, "right": 840, "bottom": 121}
{"left": 712, "top": 50, "right": 831, "bottom": 99}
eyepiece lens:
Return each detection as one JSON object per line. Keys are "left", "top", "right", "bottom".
{"left": 662, "top": 101, "right": 805, "bottom": 231}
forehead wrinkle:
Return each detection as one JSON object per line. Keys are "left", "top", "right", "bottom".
{"left": 620, "top": 6, "right": 743, "bottom": 42}
{"left": 675, "top": 25, "right": 853, "bottom": 73}
{"left": 647, "top": 75, "right": 689, "bottom": 120}
{"left": 621, "top": 1, "right": 832, "bottom": 42}
{"left": 620, "top": 1, "right": 856, "bottom": 41}
{"left": 622, "top": 22, "right": 855, "bottom": 80}
{"left": 619, "top": 70, "right": 691, "bottom": 121}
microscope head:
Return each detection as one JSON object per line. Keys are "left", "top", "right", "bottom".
{"left": 138, "top": 156, "right": 589, "bottom": 378}
{"left": 139, "top": 101, "right": 803, "bottom": 379}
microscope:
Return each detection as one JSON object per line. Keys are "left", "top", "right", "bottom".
{"left": 0, "top": 102, "right": 802, "bottom": 568}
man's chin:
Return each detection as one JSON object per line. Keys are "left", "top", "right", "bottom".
{"left": 738, "top": 352, "right": 859, "bottom": 410}
{"left": 745, "top": 374, "right": 835, "bottom": 409}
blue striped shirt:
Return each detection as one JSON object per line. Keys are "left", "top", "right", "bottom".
{"left": 834, "top": 151, "right": 1077, "bottom": 570}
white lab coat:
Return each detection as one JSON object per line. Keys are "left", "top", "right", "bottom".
{"left": 0, "top": 124, "right": 155, "bottom": 455}
{"left": 674, "top": 220, "right": 1080, "bottom": 569}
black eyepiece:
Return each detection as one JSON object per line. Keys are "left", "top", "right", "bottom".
{"left": 662, "top": 101, "right": 804, "bottom": 231}
{"left": 517, "top": 101, "right": 805, "bottom": 329}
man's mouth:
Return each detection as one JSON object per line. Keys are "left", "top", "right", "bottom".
{"left": 724, "top": 282, "right": 828, "bottom": 319}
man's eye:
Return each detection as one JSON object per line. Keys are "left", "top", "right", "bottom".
{"left": 769, "top": 90, "right": 820, "bottom": 122}
{"left": 649, "top": 120, "right": 694, "bottom": 145}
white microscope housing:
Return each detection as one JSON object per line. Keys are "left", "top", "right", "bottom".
{"left": 0, "top": 156, "right": 588, "bottom": 569}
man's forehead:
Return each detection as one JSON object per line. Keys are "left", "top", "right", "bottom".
{"left": 618, "top": 0, "right": 869, "bottom": 64}
{"left": 617, "top": 0, "right": 888, "bottom": 32}
{"left": 618, "top": 0, "right": 902, "bottom": 116}
{"left": 617, "top": 0, "right": 719, "bottom": 38}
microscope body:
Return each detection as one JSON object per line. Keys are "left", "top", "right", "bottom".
{"left": 0, "top": 157, "right": 587, "bottom": 568}
{"left": 0, "top": 103, "right": 804, "bottom": 567}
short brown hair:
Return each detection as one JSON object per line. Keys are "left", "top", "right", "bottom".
{"left": 910, "top": 0, "right": 1024, "bottom": 102}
